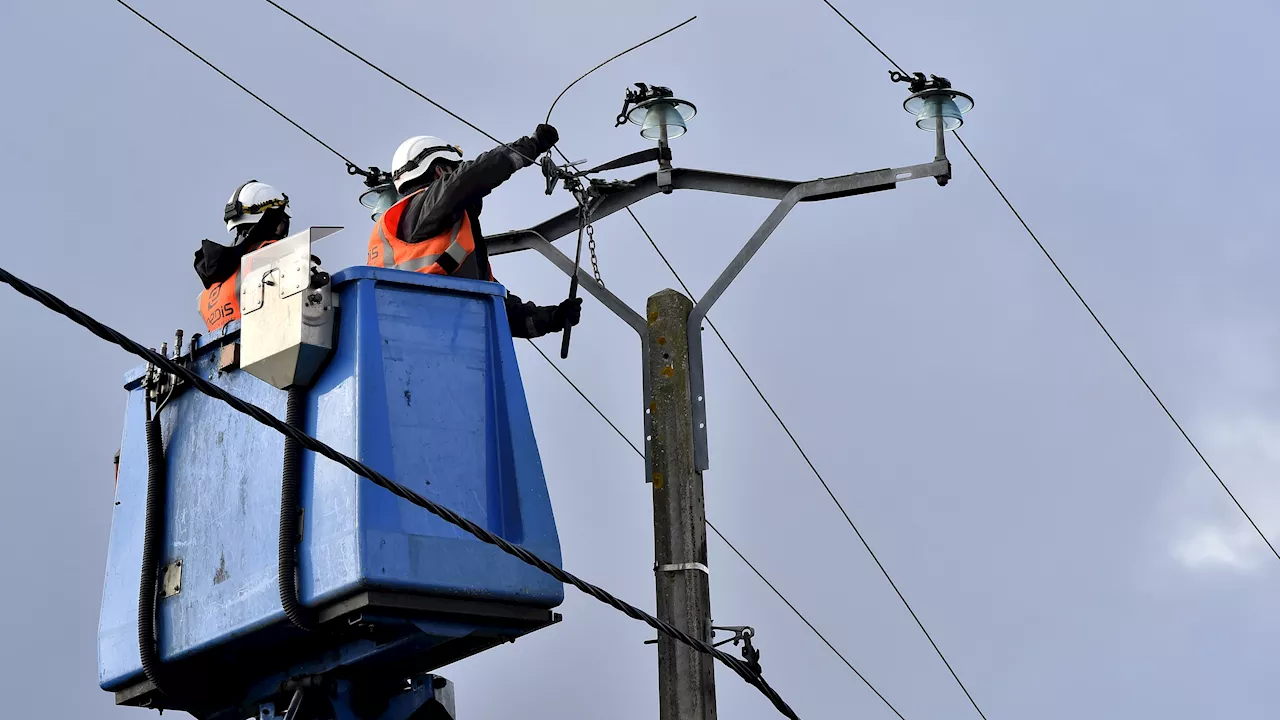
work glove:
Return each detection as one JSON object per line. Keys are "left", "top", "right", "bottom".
{"left": 551, "top": 296, "right": 582, "bottom": 331}
{"left": 533, "top": 123, "right": 560, "bottom": 154}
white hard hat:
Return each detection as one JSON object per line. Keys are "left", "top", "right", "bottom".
{"left": 224, "top": 180, "right": 289, "bottom": 233}
{"left": 391, "top": 136, "right": 463, "bottom": 192}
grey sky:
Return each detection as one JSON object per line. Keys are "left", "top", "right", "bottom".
{"left": 2, "top": 0, "right": 1278, "bottom": 717}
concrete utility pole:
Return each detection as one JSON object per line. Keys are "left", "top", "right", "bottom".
{"left": 646, "top": 289, "right": 717, "bottom": 720}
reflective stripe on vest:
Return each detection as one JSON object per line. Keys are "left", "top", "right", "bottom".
{"left": 367, "top": 190, "right": 489, "bottom": 278}
{"left": 376, "top": 217, "right": 468, "bottom": 274}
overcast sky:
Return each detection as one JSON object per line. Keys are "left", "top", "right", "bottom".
{"left": 2, "top": 0, "right": 1279, "bottom": 718}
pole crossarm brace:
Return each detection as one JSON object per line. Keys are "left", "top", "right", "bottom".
{"left": 487, "top": 169, "right": 802, "bottom": 256}
{"left": 488, "top": 157, "right": 952, "bottom": 471}
{"left": 500, "top": 230, "right": 646, "bottom": 334}
{"left": 686, "top": 159, "right": 950, "bottom": 468}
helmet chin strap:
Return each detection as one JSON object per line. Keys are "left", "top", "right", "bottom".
{"left": 231, "top": 210, "right": 290, "bottom": 247}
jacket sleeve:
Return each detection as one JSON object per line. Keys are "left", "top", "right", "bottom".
{"left": 505, "top": 292, "right": 563, "bottom": 339}
{"left": 404, "top": 135, "right": 544, "bottom": 243}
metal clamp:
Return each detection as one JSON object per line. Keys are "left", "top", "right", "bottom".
{"left": 143, "top": 329, "right": 190, "bottom": 418}
{"left": 655, "top": 562, "right": 710, "bottom": 575}
{"left": 713, "top": 625, "right": 762, "bottom": 675}
{"left": 615, "top": 82, "right": 675, "bottom": 127}
{"left": 888, "top": 70, "right": 952, "bottom": 93}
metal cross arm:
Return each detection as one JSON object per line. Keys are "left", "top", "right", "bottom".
{"left": 486, "top": 156, "right": 952, "bottom": 472}
{"left": 487, "top": 168, "right": 803, "bottom": 256}
{"left": 686, "top": 158, "right": 951, "bottom": 469}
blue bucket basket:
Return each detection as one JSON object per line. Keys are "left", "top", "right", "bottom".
{"left": 98, "top": 268, "right": 564, "bottom": 710}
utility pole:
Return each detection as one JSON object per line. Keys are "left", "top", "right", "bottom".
{"left": 487, "top": 75, "right": 966, "bottom": 717}
{"left": 646, "top": 288, "right": 717, "bottom": 720}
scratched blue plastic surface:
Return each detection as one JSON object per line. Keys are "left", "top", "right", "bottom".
{"left": 98, "top": 268, "right": 563, "bottom": 691}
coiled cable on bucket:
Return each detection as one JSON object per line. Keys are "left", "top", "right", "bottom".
{"left": 138, "top": 415, "right": 169, "bottom": 695}
{"left": 279, "top": 385, "right": 316, "bottom": 631}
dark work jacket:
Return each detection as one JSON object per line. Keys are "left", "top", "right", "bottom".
{"left": 193, "top": 209, "right": 289, "bottom": 288}
{"left": 395, "top": 133, "right": 562, "bottom": 338}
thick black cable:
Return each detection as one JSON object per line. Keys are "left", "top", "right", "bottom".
{"left": 113, "top": 0, "right": 363, "bottom": 172}
{"left": 545, "top": 16, "right": 698, "bottom": 125}
{"left": 138, "top": 417, "right": 169, "bottom": 696}
{"left": 524, "top": 337, "right": 907, "bottom": 718}
{"left": 279, "top": 386, "right": 317, "bottom": 631}
{"left": 817, "top": 0, "right": 906, "bottom": 75}
{"left": 629, "top": 204, "right": 955, "bottom": 719}
{"left": 0, "top": 265, "right": 798, "bottom": 720}
{"left": 953, "top": 132, "right": 1280, "bottom": 563}
{"left": 259, "top": 0, "right": 537, "bottom": 166}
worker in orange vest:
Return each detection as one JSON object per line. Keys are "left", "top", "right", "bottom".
{"left": 194, "top": 180, "right": 291, "bottom": 332}
{"left": 369, "top": 124, "right": 581, "bottom": 338}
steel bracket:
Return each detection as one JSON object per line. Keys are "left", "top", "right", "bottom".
{"left": 487, "top": 155, "right": 952, "bottom": 473}
{"left": 160, "top": 559, "right": 182, "bottom": 599}
{"left": 687, "top": 159, "right": 951, "bottom": 468}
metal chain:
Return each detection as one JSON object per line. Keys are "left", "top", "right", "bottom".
{"left": 575, "top": 188, "right": 605, "bottom": 289}
{"left": 586, "top": 222, "right": 604, "bottom": 287}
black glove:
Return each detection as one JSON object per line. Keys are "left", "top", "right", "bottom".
{"left": 533, "top": 123, "right": 560, "bottom": 154}
{"left": 551, "top": 296, "right": 582, "bottom": 331}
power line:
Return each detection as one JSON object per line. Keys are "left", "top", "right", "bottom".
{"left": 815, "top": 0, "right": 1280, "bottom": 713}
{"left": 626, "top": 205, "right": 981, "bottom": 718}
{"left": 113, "top": 0, "right": 364, "bottom": 172}
{"left": 523, "top": 338, "right": 907, "bottom": 719}
{"left": 546, "top": 16, "right": 698, "bottom": 125}
{"left": 525, "top": 339, "right": 643, "bottom": 457}
{"left": 952, "top": 133, "right": 1280, "bottom": 563}
{"left": 705, "top": 521, "right": 907, "bottom": 720}
{"left": 817, "top": 0, "right": 906, "bottom": 75}
{"left": 259, "top": 0, "right": 537, "bottom": 166}
{"left": 0, "top": 263, "right": 800, "bottom": 720}
{"left": 816, "top": 0, "right": 1278, "bottom": 565}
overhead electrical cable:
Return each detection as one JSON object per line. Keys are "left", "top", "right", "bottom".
{"left": 815, "top": 0, "right": 1279, "bottom": 565}
{"left": 113, "top": 0, "right": 365, "bottom": 173}
{"left": 525, "top": 339, "right": 643, "bottom": 458}
{"left": 951, "top": 133, "right": 1280, "bottom": 563}
{"left": 0, "top": 263, "right": 801, "bottom": 720}
{"left": 259, "top": 0, "right": 538, "bottom": 166}
{"left": 818, "top": 0, "right": 906, "bottom": 75}
{"left": 526, "top": 339, "right": 909, "bottom": 720}
{"left": 705, "top": 521, "right": 908, "bottom": 720}
{"left": 545, "top": 16, "right": 698, "bottom": 126}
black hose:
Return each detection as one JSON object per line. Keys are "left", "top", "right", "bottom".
{"left": 138, "top": 416, "right": 169, "bottom": 695}
{"left": 279, "top": 385, "right": 315, "bottom": 631}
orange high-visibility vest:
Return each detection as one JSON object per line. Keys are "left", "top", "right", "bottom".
{"left": 366, "top": 190, "right": 492, "bottom": 279}
{"left": 197, "top": 239, "right": 276, "bottom": 332}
